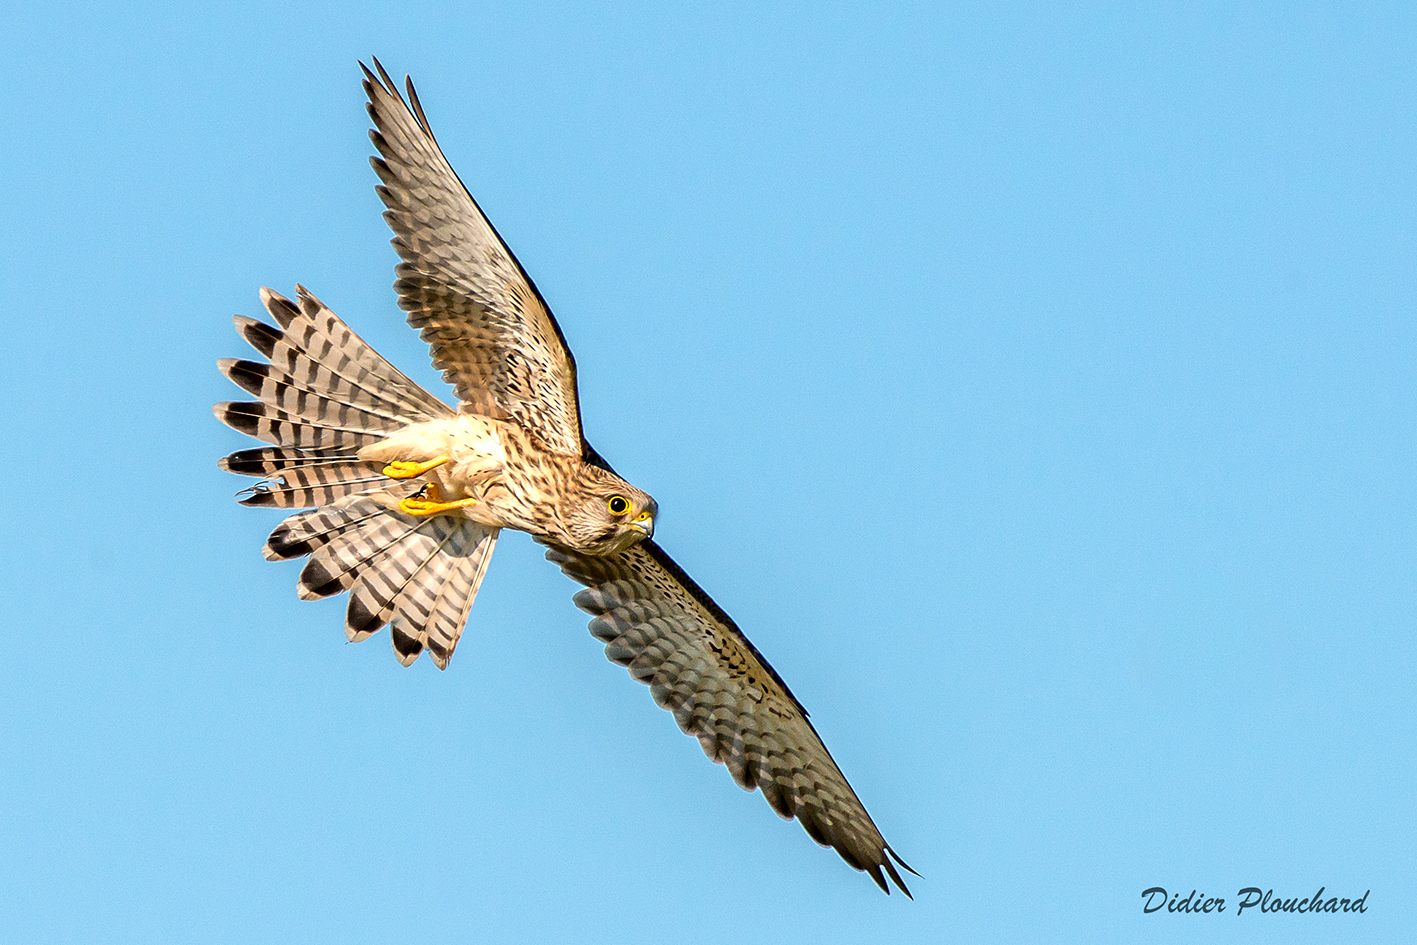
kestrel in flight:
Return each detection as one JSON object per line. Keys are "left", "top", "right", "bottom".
{"left": 216, "top": 59, "right": 914, "bottom": 895}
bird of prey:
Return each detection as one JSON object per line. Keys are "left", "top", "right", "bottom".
{"left": 215, "top": 59, "right": 914, "bottom": 896}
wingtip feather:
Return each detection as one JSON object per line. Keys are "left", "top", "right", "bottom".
{"left": 886, "top": 843, "right": 920, "bottom": 877}
{"left": 373, "top": 57, "right": 399, "bottom": 99}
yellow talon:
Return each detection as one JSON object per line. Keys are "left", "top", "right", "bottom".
{"left": 382, "top": 456, "right": 450, "bottom": 480}
{"left": 397, "top": 483, "right": 478, "bottom": 517}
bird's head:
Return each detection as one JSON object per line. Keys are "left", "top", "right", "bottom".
{"left": 566, "top": 466, "right": 658, "bottom": 555}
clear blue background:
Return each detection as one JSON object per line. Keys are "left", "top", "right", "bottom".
{"left": 2, "top": 2, "right": 1412, "bottom": 942}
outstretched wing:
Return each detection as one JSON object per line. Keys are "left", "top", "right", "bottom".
{"left": 363, "top": 59, "right": 586, "bottom": 456}
{"left": 545, "top": 539, "right": 916, "bottom": 896}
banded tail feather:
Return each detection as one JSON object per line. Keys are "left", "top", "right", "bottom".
{"left": 219, "top": 446, "right": 398, "bottom": 509}
{"left": 218, "top": 288, "right": 495, "bottom": 669}
{"left": 217, "top": 358, "right": 421, "bottom": 429}
{"left": 263, "top": 495, "right": 402, "bottom": 562}
{"left": 344, "top": 510, "right": 497, "bottom": 668}
{"left": 297, "top": 499, "right": 432, "bottom": 600}
{"left": 213, "top": 400, "right": 391, "bottom": 450}
{"left": 259, "top": 286, "right": 451, "bottom": 420}
{"left": 263, "top": 495, "right": 497, "bottom": 668}
{"left": 216, "top": 286, "right": 455, "bottom": 503}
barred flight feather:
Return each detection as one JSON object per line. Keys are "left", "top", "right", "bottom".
{"left": 545, "top": 538, "right": 916, "bottom": 896}
{"left": 264, "top": 287, "right": 451, "bottom": 419}
{"left": 217, "top": 361, "right": 406, "bottom": 434}
{"left": 217, "top": 290, "right": 453, "bottom": 465}
{"left": 220, "top": 446, "right": 355, "bottom": 478}
{"left": 346, "top": 514, "right": 497, "bottom": 668}
{"left": 255, "top": 494, "right": 496, "bottom": 667}
{"left": 220, "top": 445, "right": 389, "bottom": 508}
{"left": 362, "top": 60, "right": 586, "bottom": 455}
{"left": 230, "top": 292, "right": 450, "bottom": 425}
{"left": 264, "top": 495, "right": 405, "bottom": 561}
{"left": 218, "top": 358, "right": 421, "bottom": 429}
{"left": 235, "top": 465, "right": 393, "bottom": 509}
{"left": 233, "top": 315, "right": 282, "bottom": 359}
{"left": 298, "top": 507, "right": 425, "bottom": 600}
{"left": 214, "top": 401, "right": 386, "bottom": 450}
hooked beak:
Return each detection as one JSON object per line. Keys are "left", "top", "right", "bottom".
{"left": 629, "top": 511, "right": 655, "bottom": 540}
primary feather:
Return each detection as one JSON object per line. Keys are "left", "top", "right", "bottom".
{"left": 546, "top": 539, "right": 916, "bottom": 896}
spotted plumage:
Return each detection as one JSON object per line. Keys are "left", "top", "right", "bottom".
{"left": 215, "top": 59, "right": 914, "bottom": 895}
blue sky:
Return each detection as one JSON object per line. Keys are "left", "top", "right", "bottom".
{"left": 2, "top": 2, "right": 1413, "bottom": 942}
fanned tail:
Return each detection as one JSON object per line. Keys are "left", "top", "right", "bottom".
{"left": 215, "top": 286, "right": 455, "bottom": 506}
{"left": 217, "top": 288, "right": 494, "bottom": 669}
{"left": 264, "top": 495, "right": 497, "bottom": 668}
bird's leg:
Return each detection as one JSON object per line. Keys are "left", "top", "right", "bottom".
{"left": 398, "top": 482, "right": 478, "bottom": 517}
{"left": 382, "top": 455, "right": 450, "bottom": 479}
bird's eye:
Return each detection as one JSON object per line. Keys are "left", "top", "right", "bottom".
{"left": 607, "top": 495, "right": 630, "bottom": 516}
